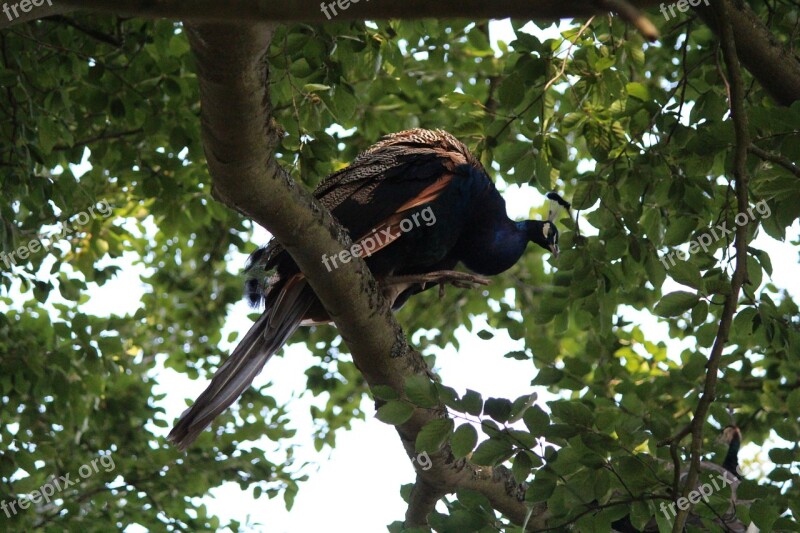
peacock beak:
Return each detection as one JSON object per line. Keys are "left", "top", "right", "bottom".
{"left": 549, "top": 244, "right": 559, "bottom": 258}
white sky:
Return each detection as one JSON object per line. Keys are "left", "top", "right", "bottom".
{"left": 2, "top": 17, "right": 797, "bottom": 532}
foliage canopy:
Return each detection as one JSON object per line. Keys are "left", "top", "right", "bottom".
{"left": 1, "top": 6, "right": 798, "bottom": 531}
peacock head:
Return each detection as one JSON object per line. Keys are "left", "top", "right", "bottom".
{"left": 542, "top": 221, "right": 560, "bottom": 258}
{"left": 530, "top": 192, "right": 570, "bottom": 259}
{"left": 529, "top": 220, "right": 560, "bottom": 258}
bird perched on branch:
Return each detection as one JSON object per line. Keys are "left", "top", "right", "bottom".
{"left": 168, "top": 128, "right": 570, "bottom": 449}
{"left": 720, "top": 425, "right": 743, "bottom": 479}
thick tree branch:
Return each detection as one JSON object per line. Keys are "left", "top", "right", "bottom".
{"left": 693, "top": 0, "right": 800, "bottom": 106}
{"left": 672, "top": 0, "right": 751, "bottom": 530}
{"left": 20, "top": 0, "right": 665, "bottom": 27}
{"left": 5, "top": 0, "right": 798, "bottom": 105}
{"left": 185, "top": 21, "right": 539, "bottom": 529}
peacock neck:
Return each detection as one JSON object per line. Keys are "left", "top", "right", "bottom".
{"left": 458, "top": 216, "right": 531, "bottom": 276}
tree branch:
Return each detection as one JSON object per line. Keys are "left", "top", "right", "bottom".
{"left": 53, "top": 128, "right": 143, "bottom": 152}
{"left": 26, "top": 0, "right": 665, "bottom": 28}
{"left": 749, "top": 143, "right": 800, "bottom": 179}
{"left": 672, "top": 0, "right": 751, "bottom": 529}
{"left": 595, "top": 0, "right": 659, "bottom": 41}
{"left": 5, "top": 0, "right": 798, "bottom": 105}
{"left": 693, "top": 0, "right": 800, "bottom": 106}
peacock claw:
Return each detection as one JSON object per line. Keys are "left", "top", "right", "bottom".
{"left": 383, "top": 271, "right": 491, "bottom": 299}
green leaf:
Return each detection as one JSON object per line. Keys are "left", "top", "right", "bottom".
{"left": 626, "top": 82, "right": 650, "bottom": 101}
{"left": 595, "top": 56, "right": 615, "bottom": 71}
{"left": 303, "top": 83, "right": 331, "bottom": 92}
{"left": 548, "top": 400, "right": 594, "bottom": 427}
{"left": 435, "top": 384, "right": 460, "bottom": 410}
{"left": 547, "top": 136, "right": 569, "bottom": 163}
{"left": 669, "top": 260, "right": 703, "bottom": 290}
{"left": 645, "top": 253, "right": 667, "bottom": 288}
{"left": 511, "top": 451, "right": 533, "bottom": 484}
{"left": 664, "top": 218, "right": 696, "bottom": 246}
{"left": 768, "top": 447, "right": 795, "bottom": 464}
{"left": 641, "top": 207, "right": 662, "bottom": 241}
{"left": 691, "top": 300, "right": 709, "bottom": 326}
{"left": 705, "top": 279, "right": 732, "bottom": 296}
{"left": 787, "top": 388, "right": 800, "bottom": 417}
{"left": 372, "top": 385, "right": 399, "bottom": 401}
{"left": 525, "top": 476, "right": 556, "bottom": 502}
{"left": 415, "top": 419, "right": 454, "bottom": 453}
{"left": 376, "top": 400, "right": 414, "bottom": 425}
{"left": 451, "top": 424, "right": 479, "bottom": 459}
{"left": 629, "top": 500, "right": 653, "bottom": 530}
{"left": 532, "top": 367, "right": 563, "bottom": 385}
{"left": 523, "top": 405, "right": 550, "bottom": 436}
{"left": 404, "top": 375, "right": 438, "bottom": 408}
{"left": 461, "top": 389, "right": 483, "bottom": 416}
{"left": 483, "top": 397, "right": 512, "bottom": 422}
{"left": 572, "top": 179, "right": 600, "bottom": 210}
{"left": 498, "top": 72, "right": 525, "bottom": 108}
{"left": 654, "top": 291, "right": 699, "bottom": 317}
{"left": 750, "top": 500, "right": 779, "bottom": 530}
{"left": 470, "top": 437, "right": 513, "bottom": 466}
{"left": 289, "top": 58, "right": 313, "bottom": 78}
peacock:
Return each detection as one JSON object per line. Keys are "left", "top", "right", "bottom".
{"left": 721, "top": 425, "right": 743, "bottom": 479}
{"left": 168, "top": 128, "right": 569, "bottom": 450}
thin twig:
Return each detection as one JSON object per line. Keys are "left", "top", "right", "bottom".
{"left": 46, "top": 15, "right": 122, "bottom": 46}
{"left": 53, "top": 128, "right": 143, "bottom": 151}
{"left": 667, "top": 23, "right": 692, "bottom": 142}
{"left": 749, "top": 143, "right": 800, "bottom": 178}
{"left": 544, "top": 17, "right": 595, "bottom": 94}
{"left": 491, "top": 18, "right": 595, "bottom": 143}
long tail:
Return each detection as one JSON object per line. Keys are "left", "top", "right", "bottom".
{"left": 168, "top": 276, "right": 314, "bottom": 450}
